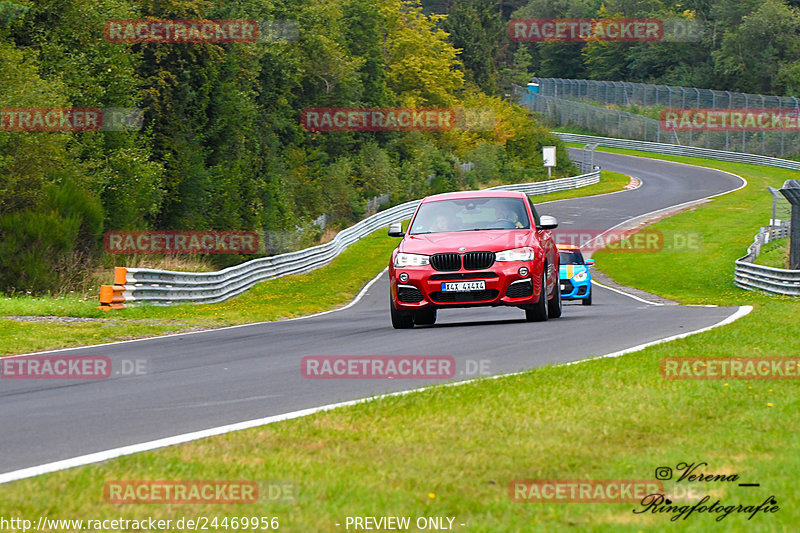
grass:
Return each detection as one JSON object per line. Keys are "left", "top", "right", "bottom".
{"left": 0, "top": 230, "right": 397, "bottom": 356}
{"left": 1, "top": 318, "right": 796, "bottom": 531}
{"left": 3, "top": 154, "right": 796, "bottom": 531}
{"left": 755, "top": 238, "right": 790, "bottom": 269}
{"left": 0, "top": 171, "right": 628, "bottom": 357}
{"left": 528, "top": 170, "right": 630, "bottom": 204}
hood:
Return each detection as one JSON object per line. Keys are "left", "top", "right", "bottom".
{"left": 401, "top": 230, "right": 535, "bottom": 254}
{"left": 559, "top": 263, "right": 589, "bottom": 278}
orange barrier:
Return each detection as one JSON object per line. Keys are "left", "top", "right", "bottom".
{"left": 98, "top": 268, "right": 127, "bottom": 310}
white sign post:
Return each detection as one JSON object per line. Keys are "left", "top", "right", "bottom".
{"left": 543, "top": 146, "right": 556, "bottom": 179}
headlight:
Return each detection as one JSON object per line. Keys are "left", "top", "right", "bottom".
{"left": 573, "top": 271, "right": 588, "bottom": 282}
{"left": 495, "top": 247, "right": 535, "bottom": 262}
{"left": 394, "top": 252, "right": 430, "bottom": 267}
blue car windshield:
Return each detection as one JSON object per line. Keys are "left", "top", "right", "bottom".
{"left": 558, "top": 250, "right": 585, "bottom": 265}
{"left": 409, "top": 197, "right": 531, "bottom": 234}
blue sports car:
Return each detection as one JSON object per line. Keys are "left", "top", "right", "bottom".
{"left": 558, "top": 245, "right": 594, "bottom": 305}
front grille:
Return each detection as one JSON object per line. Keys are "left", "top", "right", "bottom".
{"left": 430, "top": 289, "right": 499, "bottom": 303}
{"left": 430, "top": 253, "right": 461, "bottom": 271}
{"left": 463, "top": 251, "right": 495, "bottom": 270}
{"left": 560, "top": 279, "right": 574, "bottom": 294}
{"left": 397, "top": 286, "right": 424, "bottom": 303}
{"left": 429, "top": 272, "right": 499, "bottom": 281}
{"left": 506, "top": 280, "right": 533, "bottom": 298}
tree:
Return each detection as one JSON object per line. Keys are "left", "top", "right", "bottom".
{"left": 442, "top": 0, "right": 503, "bottom": 93}
{"left": 713, "top": 0, "right": 800, "bottom": 94}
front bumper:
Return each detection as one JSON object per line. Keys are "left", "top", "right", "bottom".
{"left": 560, "top": 277, "right": 591, "bottom": 300}
{"left": 391, "top": 262, "right": 543, "bottom": 309}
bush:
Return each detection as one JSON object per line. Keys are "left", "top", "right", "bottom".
{"left": 0, "top": 180, "right": 103, "bottom": 294}
{"left": 0, "top": 210, "right": 79, "bottom": 294}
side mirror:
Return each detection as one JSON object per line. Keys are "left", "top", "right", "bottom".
{"left": 585, "top": 259, "right": 595, "bottom": 266}
{"left": 538, "top": 215, "right": 558, "bottom": 230}
{"left": 388, "top": 222, "right": 405, "bottom": 237}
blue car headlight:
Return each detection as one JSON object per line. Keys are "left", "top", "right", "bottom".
{"left": 573, "top": 271, "right": 588, "bottom": 282}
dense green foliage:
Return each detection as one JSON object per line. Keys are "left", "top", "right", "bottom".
{"left": 0, "top": 0, "right": 573, "bottom": 294}
{"left": 9, "top": 0, "right": 793, "bottom": 295}
{"left": 426, "top": 0, "right": 800, "bottom": 96}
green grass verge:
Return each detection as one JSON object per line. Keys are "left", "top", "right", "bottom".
{"left": 529, "top": 170, "right": 630, "bottom": 204}
{"left": 2, "top": 154, "right": 796, "bottom": 531}
{"left": 0, "top": 231, "right": 397, "bottom": 356}
{"left": 1, "top": 319, "right": 796, "bottom": 532}
{"left": 0, "top": 171, "right": 627, "bottom": 357}
{"left": 755, "top": 238, "right": 790, "bottom": 269}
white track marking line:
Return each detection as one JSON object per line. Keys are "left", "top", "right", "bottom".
{"left": 0, "top": 304, "right": 752, "bottom": 485}
{"left": 573, "top": 162, "right": 746, "bottom": 303}
{"left": 563, "top": 305, "right": 753, "bottom": 365}
{"left": 5, "top": 159, "right": 745, "bottom": 357}
{"left": 0, "top": 156, "right": 751, "bottom": 482}
{"left": 2, "top": 269, "right": 388, "bottom": 359}
{"left": 590, "top": 280, "right": 663, "bottom": 306}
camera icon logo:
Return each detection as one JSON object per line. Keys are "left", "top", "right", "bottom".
{"left": 655, "top": 467, "right": 673, "bottom": 480}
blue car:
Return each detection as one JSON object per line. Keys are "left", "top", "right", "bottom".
{"left": 558, "top": 245, "right": 594, "bottom": 305}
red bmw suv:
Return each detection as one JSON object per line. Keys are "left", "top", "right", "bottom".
{"left": 388, "top": 190, "right": 561, "bottom": 328}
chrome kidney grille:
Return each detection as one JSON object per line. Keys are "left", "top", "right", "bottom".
{"left": 463, "top": 251, "right": 495, "bottom": 270}
{"left": 430, "top": 253, "right": 461, "bottom": 271}
{"left": 430, "top": 251, "right": 495, "bottom": 271}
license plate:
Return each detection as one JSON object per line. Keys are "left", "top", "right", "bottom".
{"left": 441, "top": 281, "right": 486, "bottom": 292}
{"left": 560, "top": 284, "right": 566, "bottom": 291}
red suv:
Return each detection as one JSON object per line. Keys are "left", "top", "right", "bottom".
{"left": 388, "top": 190, "right": 561, "bottom": 328}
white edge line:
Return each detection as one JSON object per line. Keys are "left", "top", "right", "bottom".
{"left": 586, "top": 165, "right": 746, "bottom": 242}
{"left": 5, "top": 157, "right": 746, "bottom": 357}
{"left": 563, "top": 305, "right": 753, "bottom": 365}
{"left": 0, "top": 154, "right": 753, "bottom": 481}
{"left": 537, "top": 174, "right": 641, "bottom": 205}
{"left": 0, "top": 304, "right": 753, "bottom": 485}
{"left": 591, "top": 280, "right": 663, "bottom": 306}
{"left": 2, "top": 268, "right": 389, "bottom": 360}
{"left": 573, "top": 161, "right": 747, "bottom": 304}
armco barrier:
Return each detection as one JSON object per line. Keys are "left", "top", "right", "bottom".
{"left": 555, "top": 133, "right": 800, "bottom": 171}
{"left": 99, "top": 170, "right": 600, "bottom": 307}
{"left": 734, "top": 222, "right": 799, "bottom": 296}
{"left": 734, "top": 260, "right": 800, "bottom": 296}
{"left": 553, "top": 132, "right": 800, "bottom": 297}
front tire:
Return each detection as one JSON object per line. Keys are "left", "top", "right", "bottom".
{"left": 582, "top": 288, "right": 592, "bottom": 306}
{"left": 525, "top": 269, "right": 549, "bottom": 322}
{"left": 548, "top": 274, "right": 562, "bottom": 318}
{"left": 391, "top": 296, "right": 414, "bottom": 329}
{"left": 414, "top": 308, "right": 437, "bottom": 326}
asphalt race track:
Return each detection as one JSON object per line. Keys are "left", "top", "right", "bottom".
{"left": 0, "top": 150, "right": 745, "bottom": 477}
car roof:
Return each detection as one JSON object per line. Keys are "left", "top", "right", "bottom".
{"left": 420, "top": 190, "right": 528, "bottom": 203}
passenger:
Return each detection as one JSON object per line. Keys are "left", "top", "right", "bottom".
{"left": 434, "top": 214, "right": 450, "bottom": 232}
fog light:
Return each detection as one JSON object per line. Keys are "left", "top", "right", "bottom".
{"left": 399, "top": 272, "right": 409, "bottom": 282}
{"left": 518, "top": 267, "right": 529, "bottom": 276}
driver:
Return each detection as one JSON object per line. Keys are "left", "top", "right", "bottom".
{"left": 497, "top": 205, "right": 524, "bottom": 228}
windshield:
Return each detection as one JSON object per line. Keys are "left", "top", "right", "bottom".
{"left": 409, "top": 197, "right": 531, "bottom": 234}
{"left": 558, "top": 250, "right": 585, "bottom": 265}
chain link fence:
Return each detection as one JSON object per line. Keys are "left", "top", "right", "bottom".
{"left": 534, "top": 78, "right": 800, "bottom": 110}
{"left": 516, "top": 79, "right": 800, "bottom": 158}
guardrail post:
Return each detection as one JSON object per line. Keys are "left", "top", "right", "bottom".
{"left": 779, "top": 180, "right": 800, "bottom": 269}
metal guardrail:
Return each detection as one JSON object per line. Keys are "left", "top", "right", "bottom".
{"left": 734, "top": 259, "right": 800, "bottom": 296}
{"left": 99, "top": 169, "right": 600, "bottom": 307}
{"left": 554, "top": 133, "right": 800, "bottom": 171}
{"left": 549, "top": 132, "right": 800, "bottom": 297}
